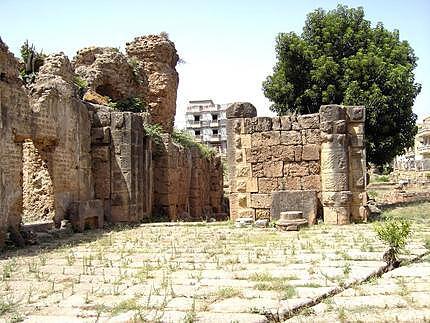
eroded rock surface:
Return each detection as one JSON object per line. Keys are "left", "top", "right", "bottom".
{"left": 126, "top": 35, "right": 179, "bottom": 133}
{"left": 73, "top": 47, "right": 147, "bottom": 101}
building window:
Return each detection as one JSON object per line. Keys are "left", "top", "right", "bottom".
{"left": 194, "top": 115, "right": 200, "bottom": 122}
{"left": 212, "top": 129, "right": 218, "bottom": 135}
{"left": 195, "top": 130, "right": 201, "bottom": 136}
{"left": 212, "top": 114, "right": 218, "bottom": 121}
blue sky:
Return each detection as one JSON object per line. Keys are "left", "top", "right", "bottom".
{"left": 1, "top": 0, "right": 429, "bottom": 127}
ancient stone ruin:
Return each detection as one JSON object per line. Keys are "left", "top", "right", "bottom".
{"left": 0, "top": 35, "right": 224, "bottom": 248}
{"left": 226, "top": 102, "right": 367, "bottom": 225}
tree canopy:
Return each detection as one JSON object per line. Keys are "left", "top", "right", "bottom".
{"left": 263, "top": 5, "right": 421, "bottom": 166}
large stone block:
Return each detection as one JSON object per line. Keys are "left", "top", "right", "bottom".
{"left": 250, "top": 193, "right": 272, "bottom": 208}
{"left": 226, "top": 102, "right": 257, "bottom": 119}
{"left": 258, "top": 178, "right": 279, "bottom": 193}
{"left": 284, "top": 162, "right": 309, "bottom": 177}
{"left": 251, "top": 131, "right": 281, "bottom": 147}
{"left": 345, "top": 106, "right": 365, "bottom": 122}
{"left": 243, "top": 117, "right": 257, "bottom": 134}
{"left": 271, "top": 190, "right": 318, "bottom": 224}
{"left": 323, "top": 206, "right": 350, "bottom": 225}
{"left": 301, "top": 175, "right": 320, "bottom": 190}
{"left": 92, "top": 111, "right": 111, "bottom": 127}
{"left": 280, "top": 131, "right": 302, "bottom": 145}
{"left": 272, "top": 117, "right": 281, "bottom": 130}
{"left": 246, "top": 177, "right": 258, "bottom": 192}
{"left": 298, "top": 114, "right": 319, "bottom": 129}
{"left": 302, "top": 129, "right": 321, "bottom": 144}
{"left": 279, "top": 177, "right": 301, "bottom": 190}
{"left": 348, "top": 123, "right": 365, "bottom": 136}
{"left": 271, "top": 145, "right": 295, "bottom": 162}
{"left": 319, "top": 105, "right": 347, "bottom": 123}
{"left": 280, "top": 116, "right": 293, "bottom": 130}
{"left": 255, "top": 117, "right": 272, "bottom": 132}
{"left": 252, "top": 161, "right": 283, "bottom": 178}
{"left": 236, "top": 164, "right": 251, "bottom": 177}
{"left": 302, "top": 144, "right": 320, "bottom": 161}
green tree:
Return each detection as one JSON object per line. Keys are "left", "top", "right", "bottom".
{"left": 263, "top": 5, "right": 421, "bottom": 166}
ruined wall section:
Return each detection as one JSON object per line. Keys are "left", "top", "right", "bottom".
{"left": 227, "top": 104, "right": 367, "bottom": 224}
{"left": 22, "top": 140, "right": 55, "bottom": 223}
{"left": 26, "top": 53, "right": 95, "bottom": 225}
{"left": 73, "top": 47, "right": 147, "bottom": 102}
{"left": 0, "top": 40, "right": 31, "bottom": 245}
{"left": 227, "top": 112, "right": 321, "bottom": 221}
{"left": 126, "top": 35, "right": 179, "bottom": 133}
{"left": 0, "top": 42, "right": 98, "bottom": 246}
{"left": 91, "top": 107, "right": 153, "bottom": 224}
{"left": 152, "top": 136, "right": 224, "bottom": 221}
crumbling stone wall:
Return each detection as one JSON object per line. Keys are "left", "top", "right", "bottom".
{"left": 90, "top": 107, "right": 153, "bottom": 224}
{"left": 0, "top": 35, "right": 224, "bottom": 248}
{"left": 152, "top": 136, "right": 224, "bottom": 221}
{"left": 226, "top": 103, "right": 366, "bottom": 224}
{"left": 22, "top": 140, "right": 55, "bottom": 223}
{"left": 126, "top": 35, "right": 179, "bottom": 133}
{"left": 73, "top": 47, "right": 147, "bottom": 102}
{"left": 0, "top": 42, "right": 96, "bottom": 246}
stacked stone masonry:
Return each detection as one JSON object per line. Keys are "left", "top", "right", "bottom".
{"left": 227, "top": 104, "right": 367, "bottom": 224}
{"left": 0, "top": 36, "right": 223, "bottom": 248}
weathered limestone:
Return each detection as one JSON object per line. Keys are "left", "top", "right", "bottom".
{"left": 152, "top": 135, "right": 223, "bottom": 222}
{"left": 0, "top": 35, "right": 224, "bottom": 249}
{"left": 227, "top": 103, "right": 367, "bottom": 224}
{"left": 73, "top": 47, "right": 147, "bottom": 101}
{"left": 126, "top": 35, "right": 179, "bottom": 133}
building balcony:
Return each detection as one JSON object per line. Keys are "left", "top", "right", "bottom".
{"left": 208, "top": 135, "right": 221, "bottom": 142}
{"left": 209, "top": 121, "right": 219, "bottom": 127}
{"left": 417, "top": 125, "right": 430, "bottom": 137}
{"left": 417, "top": 144, "right": 430, "bottom": 154}
{"left": 186, "top": 121, "right": 202, "bottom": 128}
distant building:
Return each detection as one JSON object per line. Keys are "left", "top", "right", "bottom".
{"left": 394, "top": 116, "right": 430, "bottom": 172}
{"left": 185, "top": 100, "right": 228, "bottom": 156}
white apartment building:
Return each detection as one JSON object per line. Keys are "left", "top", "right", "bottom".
{"left": 185, "top": 99, "right": 228, "bottom": 155}
{"left": 394, "top": 116, "right": 430, "bottom": 171}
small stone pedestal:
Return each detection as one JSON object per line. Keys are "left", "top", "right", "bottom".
{"left": 276, "top": 211, "right": 308, "bottom": 231}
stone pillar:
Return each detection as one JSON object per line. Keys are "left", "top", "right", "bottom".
{"left": 345, "top": 106, "right": 367, "bottom": 222}
{"left": 226, "top": 102, "right": 257, "bottom": 220}
{"left": 320, "top": 105, "right": 351, "bottom": 224}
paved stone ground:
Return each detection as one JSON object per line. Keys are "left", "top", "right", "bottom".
{"left": 1, "top": 203, "right": 429, "bottom": 322}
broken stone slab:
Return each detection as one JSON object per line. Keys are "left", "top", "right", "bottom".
{"left": 235, "top": 217, "right": 254, "bottom": 228}
{"left": 255, "top": 218, "right": 270, "bottom": 228}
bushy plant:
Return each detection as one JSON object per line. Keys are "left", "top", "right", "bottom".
{"left": 143, "top": 123, "right": 164, "bottom": 146}
{"left": 19, "top": 40, "right": 46, "bottom": 84}
{"left": 108, "top": 97, "right": 146, "bottom": 113}
{"left": 73, "top": 76, "right": 88, "bottom": 98}
{"left": 172, "top": 129, "right": 216, "bottom": 159}
{"left": 374, "top": 175, "right": 390, "bottom": 183}
{"left": 373, "top": 219, "right": 411, "bottom": 267}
